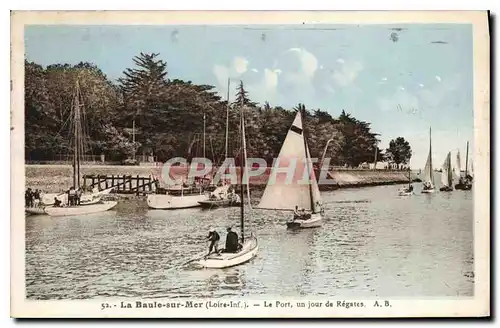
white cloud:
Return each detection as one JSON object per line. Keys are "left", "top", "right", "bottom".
{"left": 337, "top": 58, "right": 345, "bottom": 64}
{"left": 251, "top": 68, "right": 259, "bottom": 73}
{"left": 435, "top": 75, "right": 442, "bottom": 82}
{"left": 399, "top": 86, "right": 405, "bottom": 91}
{"left": 419, "top": 83, "right": 424, "bottom": 87}
{"left": 233, "top": 56, "right": 249, "bottom": 74}
{"left": 332, "top": 60, "right": 364, "bottom": 87}
{"left": 286, "top": 48, "right": 318, "bottom": 78}
{"left": 319, "top": 65, "right": 324, "bottom": 69}
{"left": 212, "top": 64, "right": 229, "bottom": 88}
{"left": 381, "top": 77, "right": 388, "bottom": 81}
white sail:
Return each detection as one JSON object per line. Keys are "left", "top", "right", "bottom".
{"left": 258, "top": 111, "right": 320, "bottom": 212}
{"left": 470, "top": 159, "right": 474, "bottom": 177}
{"left": 441, "top": 152, "right": 453, "bottom": 188}
{"left": 422, "top": 127, "right": 435, "bottom": 187}
{"left": 455, "top": 150, "right": 462, "bottom": 179}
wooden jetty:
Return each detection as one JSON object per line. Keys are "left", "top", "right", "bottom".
{"left": 82, "top": 174, "right": 159, "bottom": 195}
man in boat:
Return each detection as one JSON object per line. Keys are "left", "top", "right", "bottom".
{"left": 293, "top": 205, "right": 301, "bottom": 219}
{"left": 68, "top": 187, "right": 76, "bottom": 206}
{"left": 224, "top": 227, "right": 239, "bottom": 253}
{"left": 408, "top": 185, "right": 414, "bottom": 192}
{"left": 206, "top": 227, "right": 220, "bottom": 256}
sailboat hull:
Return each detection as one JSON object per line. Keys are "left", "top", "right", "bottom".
{"left": 198, "top": 235, "right": 258, "bottom": 269}
{"left": 439, "top": 186, "right": 453, "bottom": 192}
{"left": 455, "top": 183, "right": 472, "bottom": 190}
{"left": 147, "top": 193, "right": 208, "bottom": 209}
{"left": 44, "top": 201, "right": 118, "bottom": 217}
{"left": 287, "top": 212, "right": 322, "bottom": 229}
{"left": 421, "top": 188, "right": 435, "bottom": 194}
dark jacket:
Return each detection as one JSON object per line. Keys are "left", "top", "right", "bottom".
{"left": 225, "top": 231, "right": 239, "bottom": 252}
{"left": 207, "top": 231, "right": 220, "bottom": 242}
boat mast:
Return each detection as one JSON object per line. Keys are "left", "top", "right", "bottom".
{"left": 225, "top": 78, "right": 230, "bottom": 160}
{"left": 239, "top": 96, "right": 245, "bottom": 243}
{"left": 428, "top": 126, "right": 433, "bottom": 185}
{"left": 203, "top": 113, "right": 206, "bottom": 159}
{"left": 301, "top": 107, "right": 315, "bottom": 212}
{"left": 465, "top": 141, "right": 469, "bottom": 177}
{"left": 73, "top": 79, "right": 81, "bottom": 189}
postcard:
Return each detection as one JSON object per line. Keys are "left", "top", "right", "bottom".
{"left": 11, "top": 10, "right": 490, "bottom": 318}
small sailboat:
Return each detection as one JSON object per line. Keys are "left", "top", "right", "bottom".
{"left": 257, "top": 108, "right": 324, "bottom": 229}
{"left": 421, "top": 127, "right": 436, "bottom": 193}
{"left": 198, "top": 94, "right": 258, "bottom": 269}
{"left": 455, "top": 141, "right": 473, "bottom": 190}
{"left": 439, "top": 152, "right": 453, "bottom": 192}
{"left": 43, "top": 78, "right": 118, "bottom": 217}
{"left": 398, "top": 168, "right": 414, "bottom": 196}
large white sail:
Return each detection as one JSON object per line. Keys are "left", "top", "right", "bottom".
{"left": 257, "top": 111, "right": 319, "bottom": 212}
{"left": 422, "top": 127, "right": 435, "bottom": 187}
{"left": 455, "top": 150, "right": 462, "bottom": 179}
{"left": 441, "top": 152, "right": 453, "bottom": 188}
{"left": 305, "top": 139, "right": 322, "bottom": 213}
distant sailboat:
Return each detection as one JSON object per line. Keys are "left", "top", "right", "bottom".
{"left": 421, "top": 127, "right": 436, "bottom": 193}
{"left": 257, "top": 108, "right": 324, "bottom": 229}
{"left": 398, "top": 168, "right": 414, "bottom": 196}
{"left": 439, "top": 152, "right": 453, "bottom": 192}
{"left": 455, "top": 141, "right": 473, "bottom": 190}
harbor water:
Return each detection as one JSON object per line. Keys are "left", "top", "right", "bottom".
{"left": 25, "top": 182, "right": 474, "bottom": 300}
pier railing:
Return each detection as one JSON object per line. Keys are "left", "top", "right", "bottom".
{"left": 82, "top": 174, "right": 159, "bottom": 195}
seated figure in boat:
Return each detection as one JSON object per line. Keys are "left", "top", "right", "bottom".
{"left": 224, "top": 227, "right": 241, "bottom": 253}
{"left": 422, "top": 181, "right": 433, "bottom": 191}
{"left": 206, "top": 227, "right": 220, "bottom": 256}
{"left": 293, "top": 206, "right": 312, "bottom": 220}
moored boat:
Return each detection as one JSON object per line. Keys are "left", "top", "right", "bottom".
{"left": 44, "top": 201, "right": 118, "bottom": 217}
{"left": 455, "top": 141, "right": 473, "bottom": 190}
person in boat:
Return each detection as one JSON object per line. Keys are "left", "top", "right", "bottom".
{"left": 408, "top": 185, "right": 414, "bottom": 192}
{"left": 224, "top": 227, "right": 239, "bottom": 253}
{"left": 206, "top": 227, "right": 220, "bottom": 256}
{"left": 53, "top": 197, "right": 62, "bottom": 207}
{"left": 25, "top": 188, "right": 33, "bottom": 207}
{"left": 293, "top": 205, "right": 301, "bottom": 219}
{"left": 422, "top": 181, "right": 432, "bottom": 190}
{"left": 75, "top": 188, "right": 82, "bottom": 205}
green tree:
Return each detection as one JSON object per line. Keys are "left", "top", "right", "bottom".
{"left": 385, "top": 137, "right": 412, "bottom": 168}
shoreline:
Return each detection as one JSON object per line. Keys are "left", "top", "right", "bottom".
{"left": 25, "top": 164, "right": 419, "bottom": 193}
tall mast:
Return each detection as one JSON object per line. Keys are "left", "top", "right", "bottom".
{"left": 203, "top": 112, "right": 206, "bottom": 159}
{"left": 73, "top": 79, "right": 81, "bottom": 189}
{"left": 301, "top": 107, "right": 315, "bottom": 212}
{"left": 465, "top": 141, "right": 469, "bottom": 177}
{"left": 239, "top": 96, "right": 245, "bottom": 243}
{"left": 225, "top": 78, "right": 230, "bottom": 159}
{"left": 429, "top": 126, "right": 433, "bottom": 184}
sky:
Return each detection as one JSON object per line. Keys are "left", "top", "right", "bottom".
{"left": 25, "top": 24, "right": 474, "bottom": 169}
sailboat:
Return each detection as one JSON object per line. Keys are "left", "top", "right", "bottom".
{"left": 42, "top": 78, "right": 117, "bottom": 217}
{"left": 197, "top": 78, "right": 242, "bottom": 209}
{"left": 147, "top": 114, "right": 210, "bottom": 210}
{"left": 398, "top": 168, "right": 414, "bottom": 196}
{"left": 439, "top": 152, "right": 453, "bottom": 192}
{"left": 421, "top": 127, "right": 436, "bottom": 193}
{"left": 197, "top": 94, "right": 258, "bottom": 269}
{"left": 455, "top": 141, "right": 473, "bottom": 190}
{"left": 257, "top": 108, "right": 324, "bottom": 229}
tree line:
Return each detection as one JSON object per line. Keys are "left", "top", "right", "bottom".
{"left": 25, "top": 52, "right": 412, "bottom": 168}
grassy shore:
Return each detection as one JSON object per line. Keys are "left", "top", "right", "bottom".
{"left": 25, "top": 164, "right": 414, "bottom": 193}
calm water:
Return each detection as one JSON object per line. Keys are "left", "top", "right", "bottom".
{"left": 25, "top": 181, "right": 474, "bottom": 300}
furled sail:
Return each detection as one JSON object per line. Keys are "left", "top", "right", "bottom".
{"left": 257, "top": 111, "right": 321, "bottom": 212}
{"left": 441, "top": 152, "right": 453, "bottom": 188}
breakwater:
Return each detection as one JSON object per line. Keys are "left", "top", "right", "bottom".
{"left": 25, "top": 164, "right": 417, "bottom": 193}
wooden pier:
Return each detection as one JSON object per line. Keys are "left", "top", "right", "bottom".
{"left": 82, "top": 174, "right": 159, "bottom": 195}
